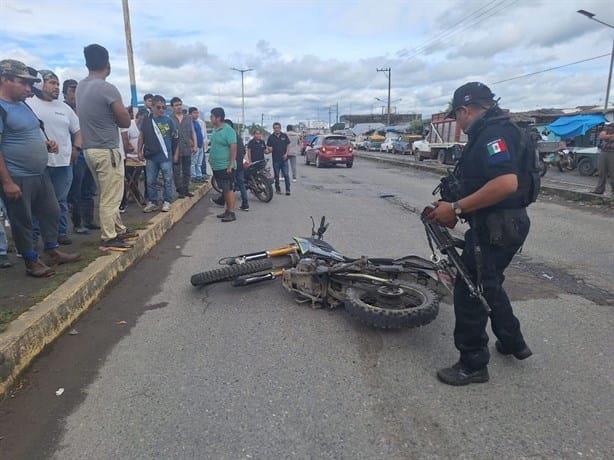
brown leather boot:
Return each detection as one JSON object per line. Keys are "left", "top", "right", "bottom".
{"left": 44, "top": 248, "right": 82, "bottom": 265}
{"left": 24, "top": 258, "right": 56, "bottom": 278}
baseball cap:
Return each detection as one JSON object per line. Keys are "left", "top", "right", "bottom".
{"left": 446, "top": 82, "right": 495, "bottom": 119}
{"left": 33, "top": 69, "right": 60, "bottom": 92}
{"left": 62, "top": 79, "right": 78, "bottom": 93}
{"left": 0, "top": 59, "right": 41, "bottom": 82}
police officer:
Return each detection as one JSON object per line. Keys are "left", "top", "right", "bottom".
{"left": 427, "top": 82, "right": 532, "bottom": 386}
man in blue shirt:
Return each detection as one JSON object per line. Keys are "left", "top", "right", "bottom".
{"left": 0, "top": 59, "right": 81, "bottom": 277}
{"left": 189, "top": 107, "right": 206, "bottom": 182}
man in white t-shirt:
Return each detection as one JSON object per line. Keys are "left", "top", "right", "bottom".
{"left": 28, "top": 69, "right": 81, "bottom": 245}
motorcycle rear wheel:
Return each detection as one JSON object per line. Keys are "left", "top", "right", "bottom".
{"left": 211, "top": 175, "right": 222, "bottom": 193}
{"left": 252, "top": 176, "right": 274, "bottom": 202}
{"left": 344, "top": 281, "right": 439, "bottom": 329}
{"left": 190, "top": 259, "right": 274, "bottom": 286}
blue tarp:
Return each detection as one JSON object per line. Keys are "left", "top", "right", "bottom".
{"left": 546, "top": 114, "right": 607, "bottom": 138}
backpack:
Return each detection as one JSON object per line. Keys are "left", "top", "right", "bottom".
{"left": 512, "top": 123, "right": 541, "bottom": 206}
{"left": 483, "top": 115, "right": 541, "bottom": 207}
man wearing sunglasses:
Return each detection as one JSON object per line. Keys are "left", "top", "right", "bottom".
{"left": 138, "top": 95, "right": 177, "bottom": 213}
{"left": 427, "top": 82, "right": 532, "bottom": 386}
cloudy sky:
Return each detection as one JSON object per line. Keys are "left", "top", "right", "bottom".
{"left": 1, "top": 0, "right": 613, "bottom": 128}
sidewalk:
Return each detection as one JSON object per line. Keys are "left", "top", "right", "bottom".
{"left": 0, "top": 181, "right": 211, "bottom": 396}
{"left": 355, "top": 150, "right": 614, "bottom": 205}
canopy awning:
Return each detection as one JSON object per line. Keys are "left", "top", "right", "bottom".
{"left": 546, "top": 114, "right": 607, "bottom": 138}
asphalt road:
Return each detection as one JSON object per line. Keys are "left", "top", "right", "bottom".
{"left": 0, "top": 156, "right": 612, "bottom": 459}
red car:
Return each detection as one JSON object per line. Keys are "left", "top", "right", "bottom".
{"left": 301, "top": 134, "right": 317, "bottom": 155}
{"left": 304, "top": 135, "right": 354, "bottom": 168}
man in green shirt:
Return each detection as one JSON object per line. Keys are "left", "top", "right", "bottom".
{"left": 209, "top": 107, "right": 237, "bottom": 222}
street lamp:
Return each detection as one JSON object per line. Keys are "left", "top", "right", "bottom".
{"left": 230, "top": 67, "right": 253, "bottom": 128}
{"left": 577, "top": 9, "right": 614, "bottom": 113}
{"left": 375, "top": 97, "right": 401, "bottom": 124}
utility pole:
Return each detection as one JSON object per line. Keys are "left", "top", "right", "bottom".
{"left": 121, "top": 0, "right": 138, "bottom": 111}
{"left": 577, "top": 10, "right": 614, "bottom": 113}
{"left": 377, "top": 67, "right": 391, "bottom": 125}
{"left": 230, "top": 67, "right": 253, "bottom": 129}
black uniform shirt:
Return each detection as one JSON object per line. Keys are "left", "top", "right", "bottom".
{"left": 266, "top": 132, "right": 290, "bottom": 162}
{"left": 247, "top": 138, "right": 266, "bottom": 162}
{"left": 458, "top": 110, "right": 523, "bottom": 210}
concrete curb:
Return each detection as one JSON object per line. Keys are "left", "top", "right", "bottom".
{"left": 357, "top": 152, "right": 614, "bottom": 205}
{"left": 0, "top": 183, "right": 211, "bottom": 397}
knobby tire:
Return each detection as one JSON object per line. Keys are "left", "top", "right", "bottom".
{"left": 190, "top": 259, "right": 274, "bottom": 286}
{"left": 344, "top": 281, "right": 439, "bottom": 329}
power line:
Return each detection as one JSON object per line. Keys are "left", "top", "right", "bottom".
{"left": 491, "top": 53, "right": 611, "bottom": 84}
{"left": 399, "top": 0, "right": 511, "bottom": 60}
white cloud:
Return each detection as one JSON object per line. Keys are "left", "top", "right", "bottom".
{"left": 1, "top": 0, "right": 613, "bottom": 128}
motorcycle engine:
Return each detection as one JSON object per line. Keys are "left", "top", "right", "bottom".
{"left": 281, "top": 258, "right": 327, "bottom": 306}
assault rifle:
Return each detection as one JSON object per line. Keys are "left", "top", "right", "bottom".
{"left": 420, "top": 206, "right": 491, "bottom": 315}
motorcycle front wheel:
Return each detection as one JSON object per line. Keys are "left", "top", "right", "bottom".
{"left": 190, "top": 259, "right": 274, "bottom": 286}
{"left": 344, "top": 281, "right": 439, "bottom": 329}
{"left": 251, "top": 175, "right": 274, "bottom": 202}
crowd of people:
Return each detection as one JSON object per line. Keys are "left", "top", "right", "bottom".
{"left": 0, "top": 43, "right": 303, "bottom": 277}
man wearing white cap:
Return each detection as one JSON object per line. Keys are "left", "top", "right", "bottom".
{"left": 28, "top": 69, "right": 81, "bottom": 245}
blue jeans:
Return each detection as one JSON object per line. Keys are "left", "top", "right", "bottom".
{"left": 0, "top": 197, "right": 7, "bottom": 255}
{"left": 235, "top": 168, "right": 248, "bottom": 207}
{"left": 200, "top": 149, "right": 208, "bottom": 177}
{"left": 68, "top": 157, "right": 97, "bottom": 227}
{"left": 146, "top": 159, "right": 174, "bottom": 205}
{"left": 273, "top": 160, "right": 290, "bottom": 192}
{"left": 191, "top": 147, "right": 204, "bottom": 179}
{"left": 33, "top": 165, "right": 73, "bottom": 241}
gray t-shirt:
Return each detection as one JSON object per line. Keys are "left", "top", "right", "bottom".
{"left": 0, "top": 99, "right": 49, "bottom": 176}
{"left": 76, "top": 76, "right": 122, "bottom": 149}
{"left": 286, "top": 131, "right": 301, "bottom": 156}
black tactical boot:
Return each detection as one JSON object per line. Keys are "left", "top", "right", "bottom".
{"left": 437, "top": 361, "right": 489, "bottom": 386}
{"left": 495, "top": 340, "right": 533, "bottom": 360}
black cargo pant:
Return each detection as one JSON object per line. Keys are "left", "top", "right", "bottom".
{"left": 453, "top": 208, "right": 530, "bottom": 370}
{"left": 0, "top": 174, "right": 60, "bottom": 259}
{"left": 173, "top": 155, "right": 191, "bottom": 196}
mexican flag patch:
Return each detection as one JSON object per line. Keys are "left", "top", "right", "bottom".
{"left": 487, "top": 139, "right": 507, "bottom": 156}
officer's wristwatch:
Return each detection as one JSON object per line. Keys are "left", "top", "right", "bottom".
{"left": 452, "top": 201, "right": 463, "bottom": 216}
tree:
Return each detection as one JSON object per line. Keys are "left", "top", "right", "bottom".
{"left": 245, "top": 123, "right": 269, "bottom": 136}
{"left": 410, "top": 119, "right": 424, "bottom": 135}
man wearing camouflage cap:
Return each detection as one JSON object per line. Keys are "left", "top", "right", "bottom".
{"left": 0, "top": 59, "right": 81, "bottom": 277}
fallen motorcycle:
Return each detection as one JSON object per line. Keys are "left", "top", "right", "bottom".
{"left": 211, "top": 159, "right": 274, "bottom": 202}
{"left": 190, "top": 217, "right": 446, "bottom": 329}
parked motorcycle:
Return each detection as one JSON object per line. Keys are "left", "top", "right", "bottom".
{"left": 211, "top": 159, "right": 274, "bottom": 202}
{"left": 538, "top": 152, "right": 557, "bottom": 177}
{"left": 190, "top": 217, "right": 444, "bottom": 329}
{"left": 557, "top": 148, "right": 576, "bottom": 172}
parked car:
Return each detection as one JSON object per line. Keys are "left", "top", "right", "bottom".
{"left": 413, "top": 139, "right": 431, "bottom": 161}
{"left": 379, "top": 139, "right": 395, "bottom": 152}
{"left": 301, "top": 134, "right": 317, "bottom": 155}
{"left": 365, "top": 138, "right": 384, "bottom": 151}
{"left": 304, "top": 134, "right": 354, "bottom": 168}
